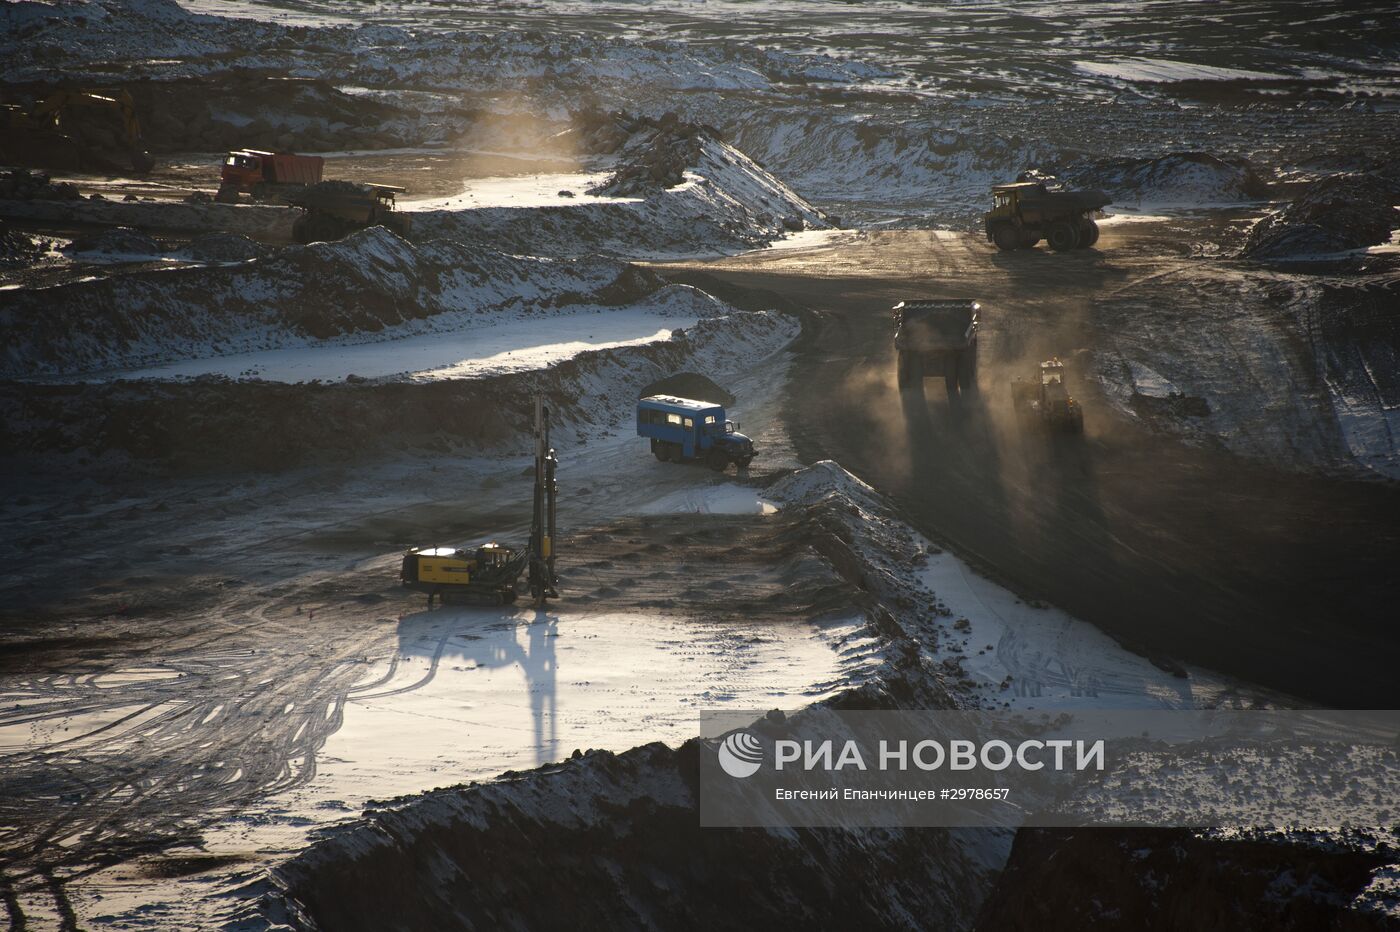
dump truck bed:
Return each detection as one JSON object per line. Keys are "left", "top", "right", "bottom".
{"left": 1011, "top": 186, "right": 1110, "bottom": 214}
{"left": 265, "top": 152, "right": 324, "bottom": 185}
{"left": 287, "top": 180, "right": 403, "bottom": 220}
{"left": 893, "top": 300, "right": 979, "bottom": 352}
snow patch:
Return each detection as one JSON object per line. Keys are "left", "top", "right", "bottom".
{"left": 638, "top": 484, "right": 777, "bottom": 516}
{"left": 1076, "top": 58, "right": 1286, "bottom": 85}
{"left": 1128, "top": 362, "right": 1180, "bottom": 399}
{"left": 0, "top": 228, "right": 695, "bottom": 380}
{"left": 764, "top": 458, "right": 883, "bottom": 510}
{"left": 99, "top": 291, "right": 704, "bottom": 384}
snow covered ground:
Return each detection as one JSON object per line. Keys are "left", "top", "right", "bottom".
{"left": 916, "top": 552, "right": 1241, "bottom": 711}
{"left": 0, "top": 310, "right": 1282, "bottom": 927}
{"left": 52, "top": 606, "right": 870, "bottom": 928}
{"left": 0, "top": 332, "right": 818, "bottom": 925}
{"left": 2, "top": 1, "right": 1396, "bottom": 927}
{"left": 1091, "top": 250, "right": 1400, "bottom": 480}
{"left": 639, "top": 483, "right": 778, "bottom": 516}
{"left": 408, "top": 132, "right": 831, "bottom": 258}
{"left": 246, "top": 460, "right": 1317, "bottom": 931}
{"left": 6, "top": 0, "right": 1395, "bottom": 230}
{"left": 0, "top": 229, "right": 734, "bottom": 381}
{"left": 94, "top": 305, "right": 693, "bottom": 383}
{"left": 765, "top": 462, "right": 1284, "bottom": 714}
{"left": 402, "top": 171, "right": 628, "bottom": 211}
{"left": 1074, "top": 58, "right": 1286, "bottom": 85}
{"left": 24, "top": 454, "right": 1276, "bottom": 928}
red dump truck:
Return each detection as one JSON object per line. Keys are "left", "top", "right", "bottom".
{"left": 216, "top": 150, "right": 324, "bottom": 203}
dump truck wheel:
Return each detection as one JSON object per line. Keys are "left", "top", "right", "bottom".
{"left": 706, "top": 450, "right": 729, "bottom": 472}
{"left": 897, "top": 350, "right": 919, "bottom": 389}
{"left": 1018, "top": 230, "right": 1040, "bottom": 249}
{"left": 1047, "top": 220, "right": 1080, "bottom": 252}
{"left": 992, "top": 225, "right": 1020, "bottom": 252}
{"left": 958, "top": 349, "right": 979, "bottom": 397}
{"left": 1079, "top": 219, "right": 1100, "bottom": 248}
{"left": 945, "top": 374, "right": 960, "bottom": 404}
{"left": 296, "top": 213, "right": 347, "bottom": 244}
{"left": 294, "top": 214, "right": 332, "bottom": 244}
{"left": 215, "top": 184, "right": 239, "bottom": 204}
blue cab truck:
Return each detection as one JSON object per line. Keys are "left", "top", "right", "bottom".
{"left": 636, "top": 395, "right": 755, "bottom": 472}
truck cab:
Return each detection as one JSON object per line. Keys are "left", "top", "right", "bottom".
{"left": 636, "top": 395, "right": 755, "bottom": 472}
{"left": 219, "top": 149, "right": 270, "bottom": 191}
{"left": 986, "top": 182, "right": 1043, "bottom": 221}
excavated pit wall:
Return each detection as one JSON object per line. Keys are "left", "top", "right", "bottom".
{"left": 265, "top": 466, "right": 1399, "bottom": 932}
{"left": 0, "top": 196, "right": 295, "bottom": 240}
{"left": 972, "top": 828, "right": 1397, "bottom": 932}
{"left": 0, "top": 311, "right": 795, "bottom": 475}
{"left": 0, "top": 228, "right": 675, "bottom": 379}
{"left": 267, "top": 481, "right": 1006, "bottom": 931}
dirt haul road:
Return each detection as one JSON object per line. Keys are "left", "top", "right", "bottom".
{"left": 664, "top": 225, "right": 1400, "bottom": 708}
{"left": 0, "top": 509, "right": 856, "bottom": 885}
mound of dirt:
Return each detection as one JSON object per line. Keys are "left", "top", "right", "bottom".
{"left": 66, "top": 226, "right": 160, "bottom": 256}
{"left": 0, "top": 75, "right": 418, "bottom": 158}
{"left": 415, "top": 119, "right": 827, "bottom": 258}
{"left": 0, "top": 310, "right": 795, "bottom": 473}
{"left": 274, "top": 735, "right": 999, "bottom": 932}
{"left": 0, "top": 167, "right": 81, "bottom": 201}
{"left": 288, "top": 179, "right": 377, "bottom": 203}
{"left": 1051, "top": 152, "right": 1270, "bottom": 204}
{"left": 560, "top": 105, "right": 634, "bottom": 156}
{"left": 587, "top": 112, "right": 709, "bottom": 197}
{"left": 1241, "top": 169, "right": 1400, "bottom": 260}
{"left": 0, "top": 222, "right": 43, "bottom": 269}
{"left": 183, "top": 232, "right": 263, "bottom": 263}
{"left": 972, "top": 828, "right": 1393, "bottom": 932}
{"left": 639, "top": 371, "right": 736, "bottom": 406}
{"left": 1, "top": 197, "right": 294, "bottom": 241}
{"left": 128, "top": 74, "right": 412, "bottom": 154}
{"left": 0, "top": 227, "right": 678, "bottom": 379}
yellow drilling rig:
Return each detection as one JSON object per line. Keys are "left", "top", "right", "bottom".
{"left": 400, "top": 396, "right": 559, "bottom": 607}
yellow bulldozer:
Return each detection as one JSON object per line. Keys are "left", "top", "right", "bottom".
{"left": 1012, "top": 357, "right": 1085, "bottom": 433}
{"left": 0, "top": 88, "right": 155, "bottom": 175}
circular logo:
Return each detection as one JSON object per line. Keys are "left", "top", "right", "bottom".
{"left": 717, "top": 729, "right": 764, "bottom": 778}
